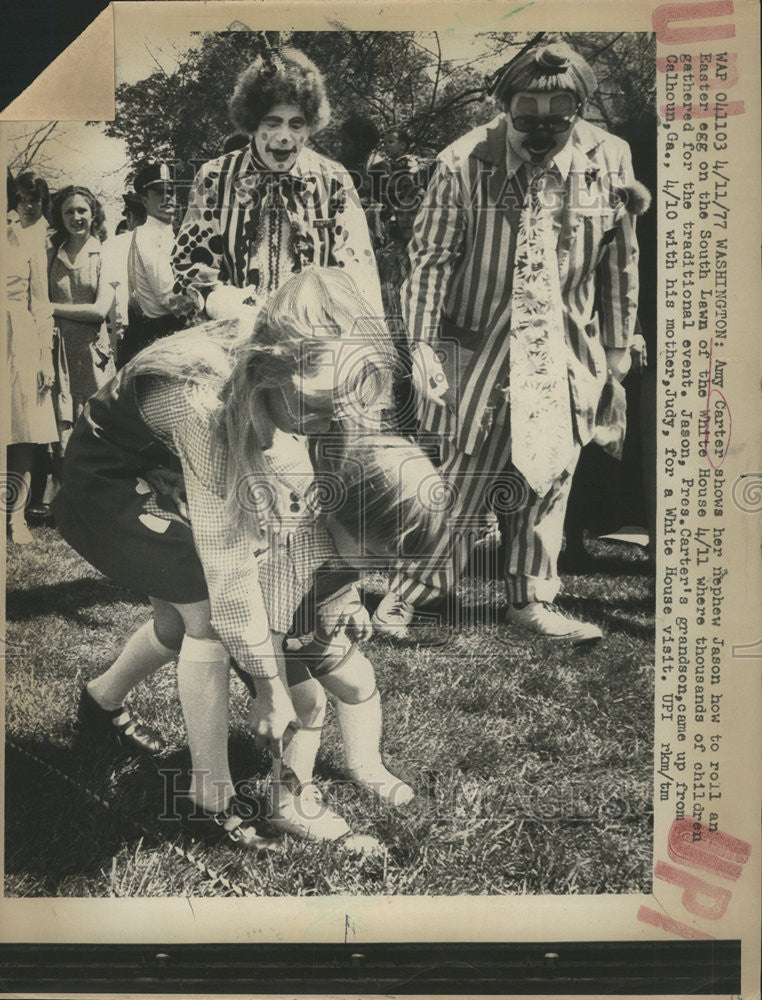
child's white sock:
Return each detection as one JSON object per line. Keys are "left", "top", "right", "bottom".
{"left": 177, "top": 636, "right": 234, "bottom": 814}
{"left": 281, "top": 726, "right": 323, "bottom": 787}
{"left": 87, "top": 620, "right": 178, "bottom": 711}
{"left": 250, "top": 677, "right": 325, "bottom": 789}
{"left": 333, "top": 689, "right": 414, "bottom": 806}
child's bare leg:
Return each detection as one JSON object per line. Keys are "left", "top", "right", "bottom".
{"left": 7, "top": 443, "right": 34, "bottom": 544}
{"left": 254, "top": 633, "right": 350, "bottom": 841}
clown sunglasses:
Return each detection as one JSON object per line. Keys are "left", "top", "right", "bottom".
{"left": 509, "top": 108, "right": 580, "bottom": 134}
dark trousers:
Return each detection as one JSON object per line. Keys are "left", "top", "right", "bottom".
{"left": 116, "top": 308, "right": 184, "bottom": 369}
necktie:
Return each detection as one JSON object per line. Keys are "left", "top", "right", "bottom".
{"left": 509, "top": 165, "right": 575, "bottom": 497}
{"left": 240, "top": 147, "right": 310, "bottom": 289}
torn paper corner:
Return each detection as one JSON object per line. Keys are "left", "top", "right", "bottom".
{"left": 0, "top": 6, "right": 115, "bottom": 122}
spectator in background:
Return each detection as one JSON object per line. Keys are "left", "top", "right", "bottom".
{"left": 105, "top": 192, "right": 146, "bottom": 359}
{"left": 369, "top": 126, "right": 420, "bottom": 237}
{"left": 116, "top": 162, "right": 193, "bottom": 368}
{"left": 122, "top": 192, "right": 147, "bottom": 231}
{"left": 11, "top": 170, "right": 57, "bottom": 524}
{"left": 48, "top": 185, "right": 116, "bottom": 449}
{"left": 335, "top": 113, "right": 384, "bottom": 248}
{"left": 172, "top": 46, "right": 383, "bottom": 322}
{"left": 6, "top": 210, "right": 57, "bottom": 544}
{"left": 13, "top": 171, "right": 52, "bottom": 253}
{"left": 220, "top": 132, "right": 248, "bottom": 154}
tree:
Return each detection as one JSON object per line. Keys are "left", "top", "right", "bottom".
{"left": 485, "top": 31, "right": 656, "bottom": 130}
{"left": 6, "top": 122, "right": 63, "bottom": 178}
{"left": 102, "top": 27, "right": 655, "bottom": 201}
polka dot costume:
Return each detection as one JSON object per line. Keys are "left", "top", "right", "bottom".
{"left": 171, "top": 145, "right": 384, "bottom": 314}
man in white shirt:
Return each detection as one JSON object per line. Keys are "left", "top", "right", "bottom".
{"left": 106, "top": 193, "right": 146, "bottom": 355}
{"left": 117, "top": 162, "right": 193, "bottom": 368}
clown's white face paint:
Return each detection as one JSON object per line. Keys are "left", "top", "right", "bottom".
{"left": 253, "top": 102, "right": 310, "bottom": 172}
{"left": 505, "top": 90, "right": 579, "bottom": 167}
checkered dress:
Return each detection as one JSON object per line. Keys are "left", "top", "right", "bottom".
{"left": 137, "top": 377, "right": 337, "bottom": 675}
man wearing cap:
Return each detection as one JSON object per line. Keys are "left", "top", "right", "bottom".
{"left": 373, "top": 40, "right": 648, "bottom": 643}
{"left": 117, "top": 162, "right": 193, "bottom": 368}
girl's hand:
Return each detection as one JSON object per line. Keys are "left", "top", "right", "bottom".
{"left": 205, "top": 285, "right": 260, "bottom": 324}
{"left": 251, "top": 675, "right": 299, "bottom": 755}
{"left": 143, "top": 467, "right": 189, "bottom": 520}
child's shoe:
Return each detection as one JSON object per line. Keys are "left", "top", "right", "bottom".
{"left": 346, "top": 763, "right": 414, "bottom": 806}
{"left": 268, "top": 780, "right": 351, "bottom": 842}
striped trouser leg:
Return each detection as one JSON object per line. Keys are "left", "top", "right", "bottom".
{"left": 501, "top": 448, "right": 580, "bottom": 604}
{"left": 391, "top": 425, "right": 515, "bottom": 607}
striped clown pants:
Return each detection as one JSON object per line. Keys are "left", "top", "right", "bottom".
{"left": 390, "top": 408, "right": 581, "bottom": 610}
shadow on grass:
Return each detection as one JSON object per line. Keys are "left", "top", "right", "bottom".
{"left": 4, "top": 730, "right": 272, "bottom": 897}
{"left": 4, "top": 735, "right": 166, "bottom": 894}
{"left": 6, "top": 577, "right": 148, "bottom": 623}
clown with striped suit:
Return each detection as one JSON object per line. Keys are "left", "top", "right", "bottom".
{"left": 373, "top": 40, "right": 650, "bottom": 643}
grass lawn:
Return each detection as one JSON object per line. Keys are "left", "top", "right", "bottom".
{"left": 4, "top": 525, "right": 653, "bottom": 897}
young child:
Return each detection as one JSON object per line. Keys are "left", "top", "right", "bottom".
{"left": 242, "top": 434, "right": 445, "bottom": 841}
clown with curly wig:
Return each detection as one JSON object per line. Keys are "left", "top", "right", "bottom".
{"left": 171, "top": 45, "right": 384, "bottom": 322}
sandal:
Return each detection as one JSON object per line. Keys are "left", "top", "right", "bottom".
{"left": 177, "top": 795, "right": 281, "bottom": 850}
{"left": 77, "top": 685, "right": 166, "bottom": 756}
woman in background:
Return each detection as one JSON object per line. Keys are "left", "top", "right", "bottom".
{"left": 6, "top": 207, "right": 57, "bottom": 544}
{"left": 13, "top": 171, "right": 51, "bottom": 251}
{"left": 13, "top": 170, "right": 58, "bottom": 521}
{"left": 48, "top": 185, "right": 115, "bottom": 449}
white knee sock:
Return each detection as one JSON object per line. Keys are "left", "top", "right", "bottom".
{"left": 248, "top": 678, "right": 325, "bottom": 790}
{"left": 333, "top": 691, "right": 414, "bottom": 806}
{"left": 87, "top": 620, "right": 178, "bottom": 711}
{"left": 177, "top": 636, "right": 233, "bottom": 813}
{"left": 278, "top": 725, "right": 323, "bottom": 793}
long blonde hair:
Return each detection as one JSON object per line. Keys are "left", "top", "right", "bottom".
{"left": 125, "top": 267, "right": 393, "bottom": 535}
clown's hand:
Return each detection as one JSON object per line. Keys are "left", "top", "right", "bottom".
{"left": 411, "top": 342, "right": 451, "bottom": 407}
{"left": 205, "top": 285, "right": 261, "bottom": 327}
{"left": 630, "top": 333, "right": 648, "bottom": 372}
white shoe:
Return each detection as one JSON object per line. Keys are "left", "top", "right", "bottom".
{"left": 505, "top": 601, "right": 603, "bottom": 644}
{"left": 268, "top": 783, "right": 351, "bottom": 842}
{"left": 371, "top": 592, "right": 415, "bottom": 639}
{"left": 347, "top": 764, "right": 414, "bottom": 806}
